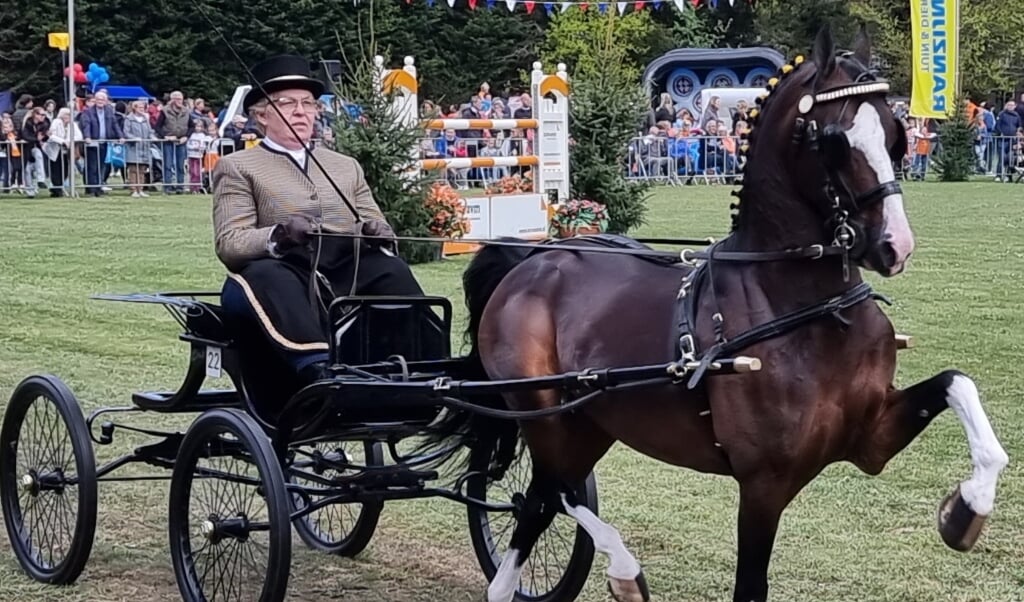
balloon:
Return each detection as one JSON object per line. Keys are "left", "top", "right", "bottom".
{"left": 75, "top": 72, "right": 88, "bottom": 84}
{"left": 99, "top": 72, "right": 109, "bottom": 83}
{"left": 64, "top": 66, "right": 72, "bottom": 76}
{"left": 74, "top": 63, "right": 83, "bottom": 72}
{"left": 85, "top": 71, "right": 94, "bottom": 82}
{"left": 88, "top": 62, "right": 99, "bottom": 72}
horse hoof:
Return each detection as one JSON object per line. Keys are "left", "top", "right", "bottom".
{"left": 937, "top": 485, "right": 988, "bottom": 552}
{"left": 608, "top": 570, "right": 650, "bottom": 602}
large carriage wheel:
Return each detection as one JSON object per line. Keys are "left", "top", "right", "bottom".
{"left": 466, "top": 436, "right": 598, "bottom": 602}
{"left": 169, "top": 408, "right": 291, "bottom": 602}
{"left": 0, "top": 375, "right": 97, "bottom": 585}
{"left": 290, "top": 440, "right": 384, "bottom": 556}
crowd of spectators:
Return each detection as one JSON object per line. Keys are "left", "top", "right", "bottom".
{"left": 628, "top": 92, "right": 1024, "bottom": 185}
{"left": 2, "top": 84, "right": 1022, "bottom": 197}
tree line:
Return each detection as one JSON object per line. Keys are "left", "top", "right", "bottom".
{"left": 2, "top": 0, "right": 1021, "bottom": 106}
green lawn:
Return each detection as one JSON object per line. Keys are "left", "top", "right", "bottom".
{"left": 1, "top": 183, "right": 1022, "bottom": 601}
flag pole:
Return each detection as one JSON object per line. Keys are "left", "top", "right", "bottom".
{"left": 67, "top": 0, "right": 77, "bottom": 198}
{"left": 954, "top": 0, "right": 961, "bottom": 99}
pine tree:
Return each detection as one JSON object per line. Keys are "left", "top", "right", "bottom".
{"left": 331, "top": 39, "right": 436, "bottom": 264}
{"left": 933, "top": 97, "right": 976, "bottom": 182}
{"left": 558, "top": 13, "right": 651, "bottom": 234}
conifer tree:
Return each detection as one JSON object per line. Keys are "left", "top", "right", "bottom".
{"left": 934, "top": 96, "right": 976, "bottom": 182}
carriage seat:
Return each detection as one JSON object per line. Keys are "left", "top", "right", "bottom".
{"left": 170, "top": 295, "right": 453, "bottom": 426}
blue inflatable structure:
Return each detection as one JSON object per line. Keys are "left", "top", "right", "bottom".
{"left": 643, "top": 47, "right": 786, "bottom": 117}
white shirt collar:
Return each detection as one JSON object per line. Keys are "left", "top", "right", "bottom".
{"left": 263, "top": 136, "right": 311, "bottom": 168}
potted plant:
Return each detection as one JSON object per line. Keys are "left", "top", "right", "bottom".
{"left": 484, "top": 172, "right": 534, "bottom": 195}
{"left": 549, "top": 199, "right": 610, "bottom": 238}
{"left": 424, "top": 181, "right": 472, "bottom": 240}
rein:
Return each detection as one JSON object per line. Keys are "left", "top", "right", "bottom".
{"left": 313, "top": 231, "right": 852, "bottom": 265}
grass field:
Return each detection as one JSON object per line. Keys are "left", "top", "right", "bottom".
{"left": 1, "top": 183, "right": 1022, "bottom": 602}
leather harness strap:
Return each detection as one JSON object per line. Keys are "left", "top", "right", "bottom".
{"left": 674, "top": 268, "right": 885, "bottom": 390}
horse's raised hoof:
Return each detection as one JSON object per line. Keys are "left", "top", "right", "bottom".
{"left": 608, "top": 570, "right": 650, "bottom": 602}
{"left": 937, "top": 485, "right": 988, "bottom": 552}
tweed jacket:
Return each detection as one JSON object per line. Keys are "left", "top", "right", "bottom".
{"left": 211, "top": 143, "right": 385, "bottom": 272}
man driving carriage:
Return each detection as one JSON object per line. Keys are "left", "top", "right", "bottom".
{"left": 211, "top": 54, "right": 424, "bottom": 386}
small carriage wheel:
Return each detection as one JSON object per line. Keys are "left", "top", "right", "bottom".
{"left": 289, "top": 440, "right": 384, "bottom": 556}
{"left": 466, "top": 436, "right": 598, "bottom": 602}
{"left": 0, "top": 374, "right": 97, "bottom": 585}
{"left": 169, "top": 408, "right": 291, "bottom": 602}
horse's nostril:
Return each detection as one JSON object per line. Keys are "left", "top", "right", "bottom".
{"left": 880, "top": 242, "right": 897, "bottom": 268}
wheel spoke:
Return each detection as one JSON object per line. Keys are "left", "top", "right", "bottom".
{"left": 180, "top": 424, "right": 279, "bottom": 602}
{"left": 9, "top": 395, "right": 82, "bottom": 573}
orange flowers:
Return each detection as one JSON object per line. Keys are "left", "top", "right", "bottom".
{"left": 424, "top": 182, "right": 472, "bottom": 238}
{"left": 484, "top": 172, "right": 534, "bottom": 195}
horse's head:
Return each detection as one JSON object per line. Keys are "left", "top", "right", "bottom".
{"left": 746, "top": 26, "right": 913, "bottom": 277}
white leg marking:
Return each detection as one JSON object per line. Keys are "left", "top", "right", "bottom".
{"left": 487, "top": 548, "right": 523, "bottom": 602}
{"left": 561, "top": 493, "right": 641, "bottom": 581}
{"left": 946, "top": 374, "right": 1009, "bottom": 516}
{"left": 845, "top": 103, "right": 916, "bottom": 269}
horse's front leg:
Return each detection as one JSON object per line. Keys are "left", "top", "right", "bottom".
{"left": 732, "top": 476, "right": 798, "bottom": 602}
{"left": 853, "top": 369, "right": 1009, "bottom": 550}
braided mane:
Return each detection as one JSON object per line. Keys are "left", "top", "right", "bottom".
{"left": 729, "top": 55, "right": 809, "bottom": 232}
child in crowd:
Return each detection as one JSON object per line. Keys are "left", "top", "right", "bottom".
{"left": 2, "top": 122, "right": 23, "bottom": 193}
{"left": 186, "top": 119, "right": 210, "bottom": 193}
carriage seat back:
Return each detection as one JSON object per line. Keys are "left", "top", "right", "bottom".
{"left": 328, "top": 295, "right": 453, "bottom": 365}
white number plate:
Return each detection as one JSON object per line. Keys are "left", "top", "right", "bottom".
{"left": 205, "top": 346, "right": 223, "bottom": 378}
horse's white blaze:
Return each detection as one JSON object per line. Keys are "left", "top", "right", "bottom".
{"left": 845, "top": 102, "right": 915, "bottom": 271}
{"left": 487, "top": 548, "right": 523, "bottom": 602}
{"left": 561, "top": 494, "right": 641, "bottom": 581}
{"left": 946, "top": 374, "right": 1009, "bottom": 516}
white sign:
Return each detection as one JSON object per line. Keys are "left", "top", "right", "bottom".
{"left": 205, "top": 346, "right": 223, "bottom": 379}
{"left": 462, "top": 196, "right": 492, "bottom": 240}
{"left": 488, "top": 194, "right": 549, "bottom": 239}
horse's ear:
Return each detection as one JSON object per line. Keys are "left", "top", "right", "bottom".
{"left": 813, "top": 25, "right": 838, "bottom": 82}
{"left": 852, "top": 23, "right": 872, "bottom": 66}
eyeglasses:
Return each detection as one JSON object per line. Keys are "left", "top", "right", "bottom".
{"left": 270, "top": 97, "right": 317, "bottom": 112}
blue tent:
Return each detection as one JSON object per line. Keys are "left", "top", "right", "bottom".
{"left": 98, "top": 85, "right": 155, "bottom": 100}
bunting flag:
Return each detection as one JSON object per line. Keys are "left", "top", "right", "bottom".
{"left": 396, "top": 0, "right": 750, "bottom": 10}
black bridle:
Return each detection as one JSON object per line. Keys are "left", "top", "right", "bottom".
{"left": 795, "top": 70, "right": 904, "bottom": 279}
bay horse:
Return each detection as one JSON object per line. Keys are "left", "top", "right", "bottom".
{"left": 428, "top": 26, "right": 1009, "bottom": 602}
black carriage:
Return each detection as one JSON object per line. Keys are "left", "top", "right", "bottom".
{"left": 1, "top": 291, "right": 600, "bottom": 602}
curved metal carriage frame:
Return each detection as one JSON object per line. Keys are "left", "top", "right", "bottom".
{"left": 3, "top": 291, "right": 608, "bottom": 602}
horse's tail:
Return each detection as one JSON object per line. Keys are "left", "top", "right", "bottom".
{"left": 417, "top": 242, "right": 532, "bottom": 473}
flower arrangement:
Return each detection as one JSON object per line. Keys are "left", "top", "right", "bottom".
{"left": 484, "top": 172, "right": 534, "bottom": 195}
{"left": 424, "top": 181, "right": 471, "bottom": 238}
{"left": 549, "top": 199, "right": 610, "bottom": 238}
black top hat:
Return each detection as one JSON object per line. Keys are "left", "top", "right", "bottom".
{"left": 243, "top": 54, "right": 326, "bottom": 111}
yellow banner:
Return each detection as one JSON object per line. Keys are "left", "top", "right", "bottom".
{"left": 910, "top": 0, "right": 958, "bottom": 119}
